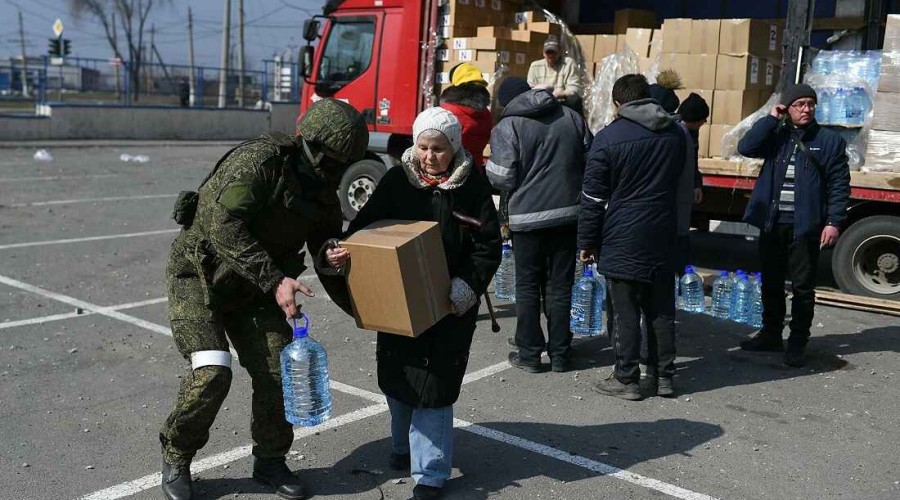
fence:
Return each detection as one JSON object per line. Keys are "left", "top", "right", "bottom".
{"left": 0, "top": 56, "right": 301, "bottom": 111}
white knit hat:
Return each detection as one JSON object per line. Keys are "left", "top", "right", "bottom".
{"left": 412, "top": 106, "right": 462, "bottom": 153}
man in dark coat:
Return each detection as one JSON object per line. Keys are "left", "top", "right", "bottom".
{"left": 577, "top": 74, "right": 686, "bottom": 401}
{"left": 737, "top": 84, "right": 850, "bottom": 367}
{"left": 487, "top": 77, "right": 593, "bottom": 374}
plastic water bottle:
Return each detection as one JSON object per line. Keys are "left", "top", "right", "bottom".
{"left": 816, "top": 88, "right": 832, "bottom": 124}
{"left": 709, "top": 271, "right": 734, "bottom": 319}
{"left": 281, "top": 314, "right": 333, "bottom": 427}
{"left": 730, "top": 276, "right": 753, "bottom": 324}
{"left": 750, "top": 273, "right": 763, "bottom": 329}
{"left": 570, "top": 265, "right": 604, "bottom": 336}
{"left": 849, "top": 87, "right": 868, "bottom": 125}
{"left": 680, "top": 266, "right": 705, "bottom": 313}
{"left": 831, "top": 88, "right": 847, "bottom": 125}
{"left": 674, "top": 273, "right": 682, "bottom": 310}
{"left": 494, "top": 242, "right": 516, "bottom": 302}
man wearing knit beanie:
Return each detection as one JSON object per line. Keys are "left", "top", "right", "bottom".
{"left": 488, "top": 72, "right": 592, "bottom": 374}
{"left": 736, "top": 83, "right": 850, "bottom": 368}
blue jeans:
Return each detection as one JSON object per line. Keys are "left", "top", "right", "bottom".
{"left": 386, "top": 397, "right": 454, "bottom": 488}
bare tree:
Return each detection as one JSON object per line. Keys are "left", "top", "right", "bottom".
{"left": 69, "top": 0, "right": 169, "bottom": 101}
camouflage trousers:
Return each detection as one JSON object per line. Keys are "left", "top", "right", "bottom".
{"left": 160, "top": 247, "right": 293, "bottom": 466}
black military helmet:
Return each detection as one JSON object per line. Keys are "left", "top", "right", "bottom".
{"left": 296, "top": 98, "right": 369, "bottom": 165}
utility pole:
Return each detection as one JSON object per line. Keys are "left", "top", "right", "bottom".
{"left": 18, "top": 10, "right": 29, "bottom": 98}
{"left": 218, "top": 0, "right": 231, "bottom": 108}
{"left": 113, "top": 10, "right": 120, "bottom": 100}
{"left": 188, "top": 7, "right": 196, "bottom": 107}
{"left": 238, "top": 0, "right": 245, "bottom": 107}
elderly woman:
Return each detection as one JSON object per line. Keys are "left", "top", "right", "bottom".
{"left": 325, "top": 107, "right": 500, "bottom": 499}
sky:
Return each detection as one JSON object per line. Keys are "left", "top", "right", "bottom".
{"left": 0, "top": 0, "right": 323, "bottom": 69}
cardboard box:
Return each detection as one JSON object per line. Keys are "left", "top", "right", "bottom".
{"left": 616, "top": 35, "right": 626, "bottom": 54}
{"left": 648, "top": 29, "right": 662, "bottom": 58}
{"left": 451, "top": 37, "right": 511, "bottom": 51}
{"left": 719, "top": 19, "right": 781, "bottom": 57}
{"left": 712, "top": 90, "right": 763, "bottom": 125}
{"left": 476, "top": 26, "right": 512, "bottom": 39}
{"left": 715, "top": 55, "right": 776, "bottom": 90}
{"left": 708, "top": 124, "right": 733, "bottom": 158}
{"left": 526, "top": 22, "right": 560, "bottom": 35}
{"left": 514, "top": 10, "right": 546, "bottom": 24}
{"left": 625, "top": 28, "right": 653, "bottom": 58}
{"left": 660, "top": 18, "right": 692, "bottom": 54}
{"left": 864, "top": 129, "right": 900, "bottom": 172}
{"left": 871, "top": 92, "right": 900, "bottom": 131}
{"left": 658, "top": 54, "right": 716, "bottom": 89}
{"left": 576, "top": 35, "right": 595, "bottom": 62}
{"left": 879, "top": 52, "right": 900, "bottom": 93}
{"left": 440, "top": 27, "right": 477, "bottom": 40}
{"left": 697, "top": 123, "right": 711, "bottom": 158}
{"left": 883, "top": 14, "right": 900, "bottom": 52}
{"left": 690, "top": 19, "right": 721, "bottom": 55}
{"left": 594, "top": 34, "right": 618, "bottom": 61}
{"left": 511, "top": 30, "right": 539, "bottom": 44}
{"left": 439, "top": 0, "right": 472, "bottom": 15}
{"left": 341, "top": 220, "right": 452, "bottom": 337}
{"left": 614, "top": 8, "right": 657, "bottom": 34}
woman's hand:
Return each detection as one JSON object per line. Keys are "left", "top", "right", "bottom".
{"left": 326, "top": 246, "right": 350, "bottom": 268}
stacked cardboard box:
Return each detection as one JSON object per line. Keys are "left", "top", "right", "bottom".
{"left": 573, "top": 9, "right": 661, "bottom": 79}
{"left": 866, "top": 14, "right": 900, "bottom": 172}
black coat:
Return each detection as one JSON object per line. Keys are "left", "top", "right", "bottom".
{"left": 344, "top": 151, "right": 501, "bottom": 408}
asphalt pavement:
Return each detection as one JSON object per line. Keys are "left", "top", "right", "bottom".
{"left": 1, "top": 144, "right": 898, "bottom": 500}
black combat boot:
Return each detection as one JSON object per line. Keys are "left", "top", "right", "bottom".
{"left": 161, "top": 461, "right": 193, "bottom": 500}
{"left": 739, "top": 331, "right": 784, "bottom": 352}
{"left": 253, "top": 457, "right": 307, "bottom": 500}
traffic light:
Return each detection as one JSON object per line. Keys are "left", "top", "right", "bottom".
{"left": 48, "top": 38, "right": 61, "bottom": 57}
{"left": 62, "top": 39, "right": 71, "bottom": 57}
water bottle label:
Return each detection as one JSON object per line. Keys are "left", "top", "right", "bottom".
{"left": 571, "top": 306, "right": 587, "bottom": 322}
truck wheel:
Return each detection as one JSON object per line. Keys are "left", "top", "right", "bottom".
{"left": 339, "top": 159, "right": 385, "bottom": 221}
{"left": 832, "top": 215, "right": 900, "bottom": 300}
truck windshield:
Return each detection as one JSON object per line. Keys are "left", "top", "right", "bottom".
{"left": 317, "top": 19, "right": 375, "bottom": 92}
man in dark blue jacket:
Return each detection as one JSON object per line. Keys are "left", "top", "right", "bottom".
{"left": 737, "top": 84, "right": 850, "bottom": 367}
{"left": 578, "top": 74, "right": 686, "bottom": 400}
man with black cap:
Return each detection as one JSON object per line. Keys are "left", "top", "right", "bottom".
{"left": 673, "top": 92, "right": 710, "bottom": 271}
{"left": 737, "top": 83, "right": 850, "bottom": 367}
{"left": 527, "top": 36, "right": 583, "bottom": 112}
{"left": 488, "top": 77, "right": 592, "bottom": 374}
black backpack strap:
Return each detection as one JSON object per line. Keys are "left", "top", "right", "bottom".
{"left": 789, "top": 131, "right": 824, "bottom": 175}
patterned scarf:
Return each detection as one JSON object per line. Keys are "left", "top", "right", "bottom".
{"left": 416, "top": 164, "right": 453, "bottom": 186}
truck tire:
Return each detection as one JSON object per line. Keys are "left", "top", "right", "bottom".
{"left": 339, "top": 159, "right": 385, "bottom": 221}
{"left": 832, "top": 215, "right": 900, "bottom": 300}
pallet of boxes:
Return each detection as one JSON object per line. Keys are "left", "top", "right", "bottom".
{"left": 866, "top": 14, "right": 900, "bottom": 173}
{"left": 652, "top": 18, "right": 781, "bottom": 159}
{"left": 435, "top": 0, "right": 559, "bottom": 97}
{"left": 572, "top": 9, "right": 659, "bottom": 81}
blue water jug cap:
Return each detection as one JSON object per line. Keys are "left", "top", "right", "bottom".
{"left": 720, "top": 271, "right": 729, "bottom": 277}
{"left": 292, "top": 313, "right": 309, "bottom": 339}
{"left": 583, "top": 265, "right": 594, "bottom": 278}
{"left": 502, "top": 242, "right": 511, "bottom": 250}
{"left": 684, "top": 265, "right": 694, "bottom": 273}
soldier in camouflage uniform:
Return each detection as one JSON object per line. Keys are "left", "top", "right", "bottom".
{"left": 159, "top": 98, "right": 368, "bottom": 500}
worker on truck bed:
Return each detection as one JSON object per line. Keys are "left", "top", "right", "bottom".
{"left": 527, "top": 35, "right": 583, "bottom": 114}
{"left": 737, "top": 83, "right": 851, "bottom": 368}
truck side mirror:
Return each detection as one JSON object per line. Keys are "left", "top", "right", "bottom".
{"left": 303, "top": 19, "right": 320, "bottom": 42}
{"left": 299, "top": 46, "right": 314, "bottom": 79}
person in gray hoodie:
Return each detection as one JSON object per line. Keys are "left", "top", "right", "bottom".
{"left": 487, "top": 77, "right": 593, "bottom": 374}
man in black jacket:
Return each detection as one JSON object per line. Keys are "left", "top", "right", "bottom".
{"left": 578, "top": 74, "right": 685, "bottom": 400}
{"left": 737, "top": 84, "right": 850, "bottom": 367}
{"left": 488, "top": 77, "right": 593, "bottom": 373}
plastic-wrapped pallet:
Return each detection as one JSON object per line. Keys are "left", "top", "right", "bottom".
{"left": 864, "top": 130, "right": 900, "bottom": 171}
{"left": 586, "top": 48, "right": 640, "bottom": 133}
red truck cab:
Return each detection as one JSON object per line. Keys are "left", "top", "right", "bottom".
{"left": 299, "top": 0, "right": 440, "bottom": 219}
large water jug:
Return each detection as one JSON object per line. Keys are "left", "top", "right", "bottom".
{"left": 494, "top": 242, "right": 516, "bottom": 302}
{"left": 730, "top": 276, "right": 753, "bottom": 324}
{"left": 281, "top": 314, "right": 333, "bottom": 427}
{"left": 709, "top": 271, "right": 734, "bottom": 319}
{"left": 570, "top": 265, "right": 604, "bottom": 336}
{"left": 750, "top": 273, "right": 763, "bottom": 329}
{"left": 680, "top": 266, "right": 705, "bottom": 313}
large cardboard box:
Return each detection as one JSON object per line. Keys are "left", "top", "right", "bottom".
{"left": 614, "top": 8, "right": 657, "bottom": 34}
{"left": 526, "top": 22, "right": 560, "bottom": 35}
{"left": 871, "top": 92, "right": 900, "bottom": 131}
{"left": 659, "top": 54, "right": 716, "bottom": 89}
{"left": 625, "top": 28, "right": 653, "bottom": 58}
{"left": 708, "top": 124, "right": 733, "bottom": 158}
{"left": 715, "top": 55, "right": 777, "bottom": 90}
{"left": 576, "top": 34, "right": 595, "bottom": 62}
{"left": 594, "top": 34, "right": 618, "bottom": 62}
{"left": 440, "top": 0, "right": 473, "bottom": 15}
{"left": 719, "top": 19, "right": 781, "bottom": 57}
{"left": 440, "top": 27, "right": 477, "bottom": 40}
{"left": 660, "top": 18, "right": 692, "bottom": 54}
{"left": 341, "top": 220, "right": 452, "bottom": 337}
{"left": 696, "top": 123, "right": 711, "bottom": 158}
{"left": 690, "top": 19, "right": 721, "bottom": 55}
{"left": 712, "top": 90, "right": 764, "bottom": 125}
{"left": 648, "top": 29, "right": 662, "bottom": 58}
{"left": 879, "top": 52, "right": 900, "bottom": 93}
{"left": 883, "top": 14, "right": 900, "bottom": 52}
{"left": 476, "top": 26, "right": 513, "bottom": 39}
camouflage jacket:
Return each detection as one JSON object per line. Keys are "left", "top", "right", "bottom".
{"left": 174, "top": 134, "right": 342, "bottom": 311}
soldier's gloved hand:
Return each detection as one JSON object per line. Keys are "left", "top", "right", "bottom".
{"left": 274, "top": 277, "right": 315, "bottom": 319}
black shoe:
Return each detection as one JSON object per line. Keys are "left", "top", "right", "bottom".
{"left": 784, "top": 343, "right": 807, "bottom": 368}
{"left": 253, "top": 457, "right": 307, "bottom": 500}
{"left": 592, "top": 375, "right": 642, "bottom": 401}
{"left": 506, "top": 337, "right": 548, "bottom": 353}
{"left": 413, "top": 484, "right": 443, "bottom": 500}
{"left": 656, "top": 377, "right": 675, "bottom": 398}
{"left": 740, "top": 332, "right": 784, "bottom": 352}
{"left": 161, "top": 461, "right": 193, "bottom": 500}
{"left": 508, "top": 352, "right": 545, "bottom": 373}
{"left": 550, "top": 358, "right": 571, "bottom": 373}
{"left": 388, "top": 452, "right": 410, "bottom": 471}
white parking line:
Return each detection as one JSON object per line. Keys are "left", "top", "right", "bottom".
{"left": 0, "top": 229, "right": 179, "bottom": 250}
{"left": 0, "top": 174, "right": 118, "bottom": 183}
{"left": 11, "top": 272, "right": 717, "bottom": 500}
{"left": 0, "top": 297, "right": 168, "bottom": 330}
{"left": 7, "top": 193, "right": 178, "bottom": 208}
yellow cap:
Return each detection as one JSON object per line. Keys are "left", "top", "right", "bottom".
{"left": 449, "top": 62, "right": 488, "bottom": 87}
